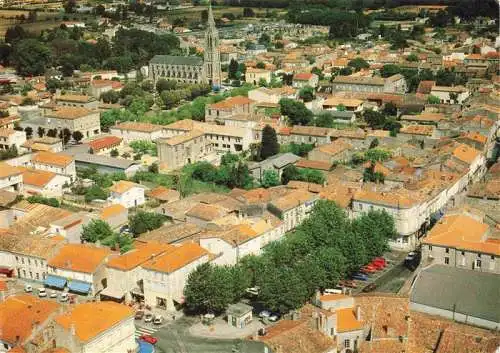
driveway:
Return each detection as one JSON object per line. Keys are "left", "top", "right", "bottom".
{"left": 153, "top": 316, "right": 269, "bottom": 353}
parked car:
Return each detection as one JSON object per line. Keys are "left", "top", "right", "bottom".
{"left": 60, "top": 292, "right": 69, "bottom": 302}
{"left": 139, "top": 334, "right": 158, "bottom": 345}
{"left": 135, "top": 311, "right": 145, "bottom": 320}
{"left": 324, "top": 288, "right": 342, "bottom": 294}
{"left": 144, "top": 313, "right": 153, "bottom": 323}
{"left": 404, "top": 251, "right": 421, "bottom": 271}
{"left": 339, "top": 280, "right": 357, "bottom": 288}
{"left": 373, "top": 257, "right": 386, "bottom": 265}
{"left": 50, "top": 290, "right": 58, "bottom": 298}
{"left": 24, "top": 284, "right": 33, "bottom": 293}
{"left": 245, "top": 287, "right": 260, "bottom": 296}
{"left": 352, "top": 273, "right": 369, "bottom": 281}
{"left": 369, "top": 261, "right": 385, "bottom": 269}
{"left": 360, "top": 267, "right": 377, "bottom": 274}
{"left": 362, "top": 283, "right": 377, "bottom": 293}
{"left": 259, "top": 310, "right": 271, "bottom": 318}
{"left": 38, "top": 288, "right": 47, "bottom": 297}
{"left": 268, "top": 313, "right": 280, "bottom": 322}
{"left": 153, "top": 315, "right": 163, "bottom": 325}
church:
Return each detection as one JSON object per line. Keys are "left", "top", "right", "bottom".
{"left": 148, "top": 5, "right": 222, "bottom": 88}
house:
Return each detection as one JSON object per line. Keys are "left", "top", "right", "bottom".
{"left": 308, "top": 139, "right": 353, "bottom": 164}
{"left": 280, "top": 126, "right": 334, "bottom": 145}
{"left": 226, "top": 303, "right": 253, "bottom": 329}
{"left": 322, "top": 97, "right": 364, "bottom": 112}
{"left": 47, "top": 244, "right": 113, "bottom": 296}
{"left": 108, "top": 181, "right": 145, "bottom": 209}
{"left": 70, "top": 153, "right": 142, "bottom": 177}
{"left": 292, "top": 73, "right": 319, "bottom": 88}
{"left": 0, "top": 295, "right": 60, "bottom": 353}
{"left": 142, "top": 242, "right": 209, "bottom": 311}
{"left": 421, "top": 213, "right": 498, "bottom": 273}
{"left": 88, "top": 79, "right": 123, "bottom": 99}
{"left": 54, "top": 302, "right": 136, "bottom": 353}
{"left": 20, "top": 168, "right": 67, "bottom": 197}
{"left": 410, "top": 265, "right": 499, "bottom": 330}
{"left": 31, "top": 151, "right": 76, "bottom": 182}
{"left": 109, "top": 122, "right": 164, "bottom": 142}
{"left": 248, "top": 86, "right": 297, "bottom": 104}
{"left": 147, "top": 186, "right": 180, "bottom": 205}
{"left": 312, "top": 292, "right": 364, "bottom": 353}
{"left": 398, "top": 125, "right": 437, "bottom": 140}
{"left": 205, "top": 96, "right": 256, "bottom": 123}
{"left": 268, "top": 189, "right": 319, "bottom": 232}
{"left": 247, "top": 153, "right": 301, "bottom": 182}
{"left": 22, "top": 137, "right": 63, "bottom": 153}
{"left": 245, "top": 68, "right": 272, "bottom": 85}
{"left": 102, "top": 241, "right": 173, "bottom": 302}
{"left": 0, "top": 129, "right": 26, "bottom": 152}
{"left": 156, "top": 130, "right": 213, "bottom": 171}
{"left": 44, "top": 107, "right": 101, "bottom": 139}
{"left": 99, "top": 204, "right": 128, "bottom": 229}
{"left": 430, "top": 86, "right": 470, "bottom": 104}
{"left": 48, "top": 212, "right": 89, "bottom": 244}
{"left": 54, "top": 94, "right": 99, "bottom": 109}
{"left": 331, "top": 74, "right": 407, "bottom": 94}
{"left": 0, "top": 162, "right": 22, "bottom": 192}
{"left": 88, "top": 136, "right": 123, "bottom": 154}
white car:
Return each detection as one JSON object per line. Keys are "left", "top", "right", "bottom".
{"left": 144, "top": 313, "right": 153, "bottom": 323}
{"left": 153, "top": 315, "right": 163, "bottom": 325}
{"left": 50, "top": 291, "right": 58, "bottom": 298}
{"left": 259, "top": 310, "right": 271, "bottom": 319}
{"left": 268, "top": 314, "right": 279, "bottom": 322}
{"left": 38, "top": 288, "right": 47, "bottom": 297}
{"left": 24, "top": 285, "right": 33, "bottom": 293}
{"left": 60, "top": 292, "right": 69, "bottom": 302}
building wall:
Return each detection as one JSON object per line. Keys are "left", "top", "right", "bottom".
{"left": 13, "top": 253, "right": 48, "bottom": 283}
{"left": 337, "top": 329, "right": 364, "bottom": 353}
{"left": 104, "top": 266, "right": 141, "bottom": 300}
{"left": 158, "top": 135, "right": 212, "bottom": 171}
{"left": 109, "top": 187, "right": 145, "bottom": 209}
{"left": 47, "top": 265, "right": 104, "bottom": 296}
{"left": 32, "top": 160, "right": 76, "bottom": 182}
{"left": 55, "top": 316, "right": 136, "bottom": 353}
{"left": 48, "top": 112, "right": 101, "bottom": 140}
{"left": 422, "top": 244, "right": 498, "bottom": 274}
{"left": 149, "top": 63, "right": 205, "bottom": 84}
{"left": 409, "top": 302, "right": 499, "bottom": 330}
{"left": 108, "top": 128, "right": 164, "bottom": 143}
{"left": 0, "top": 174, "right": 22, "bottom": 192}
{"left": 143, "top": 254, "right": 209, "bottom": 311}
{"left": 23, "top": 174, "right": 69, "bottom": 198}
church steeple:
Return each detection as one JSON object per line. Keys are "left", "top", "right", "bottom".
{"left": 204, "top": 3, "right": 221, "bottom": 89}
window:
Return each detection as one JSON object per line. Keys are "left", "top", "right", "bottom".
{"left": 36, "top": 273, "right": 39, "bottom": 280}
{"left": 477, "top": 253, "right": 482, "bottom": 258}
{"left": 475, "top": 259, "right": 481, "bottom": 268}
{"left": 461, "top": 251, "right": 465, "bottom": 256}
{"left": 445, "top": 248, "right": 449, "bottom": 253}
{"left": 444, "top": 257, "right": 449, "bottom": 265}
{"left": 344, "top": 339, "right": 350, "bottom": 348}
{"left": 22, "top": 270, "right": 26, "bottom": 277}
{"left": 428, "top": 245, "right": 432, "bottom": 250}
{"left": 21, "top": 258, "right": 25, "bottom": 264}
{"left": 29, "top": 271, "right": 33, "bottom": 278}
{"left": 491, "top": 255, "right": 495, "bottom": 260}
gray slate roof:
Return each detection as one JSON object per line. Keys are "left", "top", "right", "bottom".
{"left": 73, "top": 153, "right": 139, "bottom": 169}
{"left": 411, "top": 265, "right": 500, "bottom": 323}
{"left": 149, "top": 55, "right": 203, "bottom": 66}
{"left": 248, "top": 153, "right": 301, "bottom": 170}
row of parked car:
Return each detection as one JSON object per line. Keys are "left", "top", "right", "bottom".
{"left": 351, "top": 257, "right": 388, "bottom": 282}
{"left": 24, "top": 285, "right": 70, "bottom": 302}
{"left": 135, "top": 310, "right": 164, "bottom": 325}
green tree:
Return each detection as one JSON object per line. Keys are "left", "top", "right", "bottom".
{"left": 428, "top": 95, "right": 441, "bottom": 104}
{"left": 262, "top": 170, "right": 280, "bottom": 188}
{"left": 85, "top": 185, "right": 108, "bottom": 202}
{"left": 348, "top": 57, "right": 370, "bottom": 72}
{"left": 380, "top": 64, "right": 401, "bottom": 78}
{"left": 26, "top": 195, "right": 60, "bottom": 207}
{"left": 37, "top": 127, "right": 45, "bottom": 138}
{"left": 260, "top": 125, "right": 279, "bottom": 160}
{"left": 129, "top": 211, "right": 167, "bottom": 235}
{"left": 24, "top": 127, "right": 33, "bottom": 139}
{"left": 110, "top": 149, "right": 119, "bottom": 157}
{"left": 228, "top": 59, "right": 239, "bottom": 80}
{"left": 82, "top": 219, "right": 114, "bottom": 243}
{"left": 352, "top": 209, "right": 396, "bottom": 259}
{"left": 279, "top": 98, "right": 313, "bottom": 126}
{"left": 72, "top": 130, "right": 84, "bottom": 143}
{"left": 11, "top": 39, "right": 51, "bottom": 76}
{"left": 406, "top": 53, "right": 418, "bottom": 62}
{"left": 298, "top": 86, "right": 315, "bottom": 102}
{"left": 365, "top": 148, "right": 391, "bottom": 163}
{"left": 363, "top": 109, "right": 386, "bottom": 129}
{"left": 383, "top": 102, "right": 397, "bottom": 116}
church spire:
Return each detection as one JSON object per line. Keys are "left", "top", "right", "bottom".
{"left": 204, "top": 2, "right": 221, "bottom": 89}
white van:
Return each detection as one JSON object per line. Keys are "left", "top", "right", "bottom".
{"left": 60, "top": 292, "right": 69, "bottom": 302}
{"left": 38, "top": 288, "right": 47, "bottom": 297}
{"left": 324, "top": 288, "right": 342, "bottom": 294}
{"left": 24, "top": 284, "right": 33, "bottom": 293}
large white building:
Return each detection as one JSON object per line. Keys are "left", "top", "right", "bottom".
{"left": 108, "top": 180, "right": 146, "bottom": 209}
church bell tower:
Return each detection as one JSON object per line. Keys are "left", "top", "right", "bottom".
{"left": 204, "top": 4, "right": 222, "bottom": 89}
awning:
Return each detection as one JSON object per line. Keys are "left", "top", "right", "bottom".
{"left": 68, "top": 280, "right": 91, "bottom": 294}
{"left": 100, "top": 286, "right": 125, "bottom": 299}
{"left": 44, "top": 275, "right": 67, "bottom": 289}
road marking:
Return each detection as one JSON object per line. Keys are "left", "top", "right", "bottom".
{"left": 135, "top": 326, "right": 158, "bottom": 338}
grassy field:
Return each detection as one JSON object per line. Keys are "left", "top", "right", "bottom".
{"left": 162, "top": 5, "right": 275, "bottom": 23}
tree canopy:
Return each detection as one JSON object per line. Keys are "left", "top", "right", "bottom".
{"left": 260, "top": 125, "right": 280, "bottom": 160}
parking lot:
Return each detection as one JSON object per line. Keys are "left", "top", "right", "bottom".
{"left": 349, "top": 250, "right": 411, "bottom": 294}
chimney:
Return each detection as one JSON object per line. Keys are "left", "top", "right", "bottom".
{"left": 356, "top": 305, "right": 361, "bottom": 321}
{"left": 315, "top": 289, "right": 321, "bottom": 304}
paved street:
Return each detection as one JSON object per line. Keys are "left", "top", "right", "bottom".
{"left": 150, "top": 317, "right": 268, "bottom": 353}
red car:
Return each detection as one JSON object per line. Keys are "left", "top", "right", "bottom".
{"left": 140, "top": 335, "right": 158, "bottom": 345}
{"left": 369, "top": 261, "right": 385, "bottom": 270}
{"left": 373, "top": 257, "right": 386, "bottom": 265}
{"left": 360, "top": 266, "right": 377, "bottom": 274}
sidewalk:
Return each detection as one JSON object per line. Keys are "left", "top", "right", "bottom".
{"left": 189, "top": 317, "right": 264, "bottom": 340}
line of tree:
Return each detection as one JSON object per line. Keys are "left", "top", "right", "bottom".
{"left": 184, "top": 200, "right": 397, "bottom": 315}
